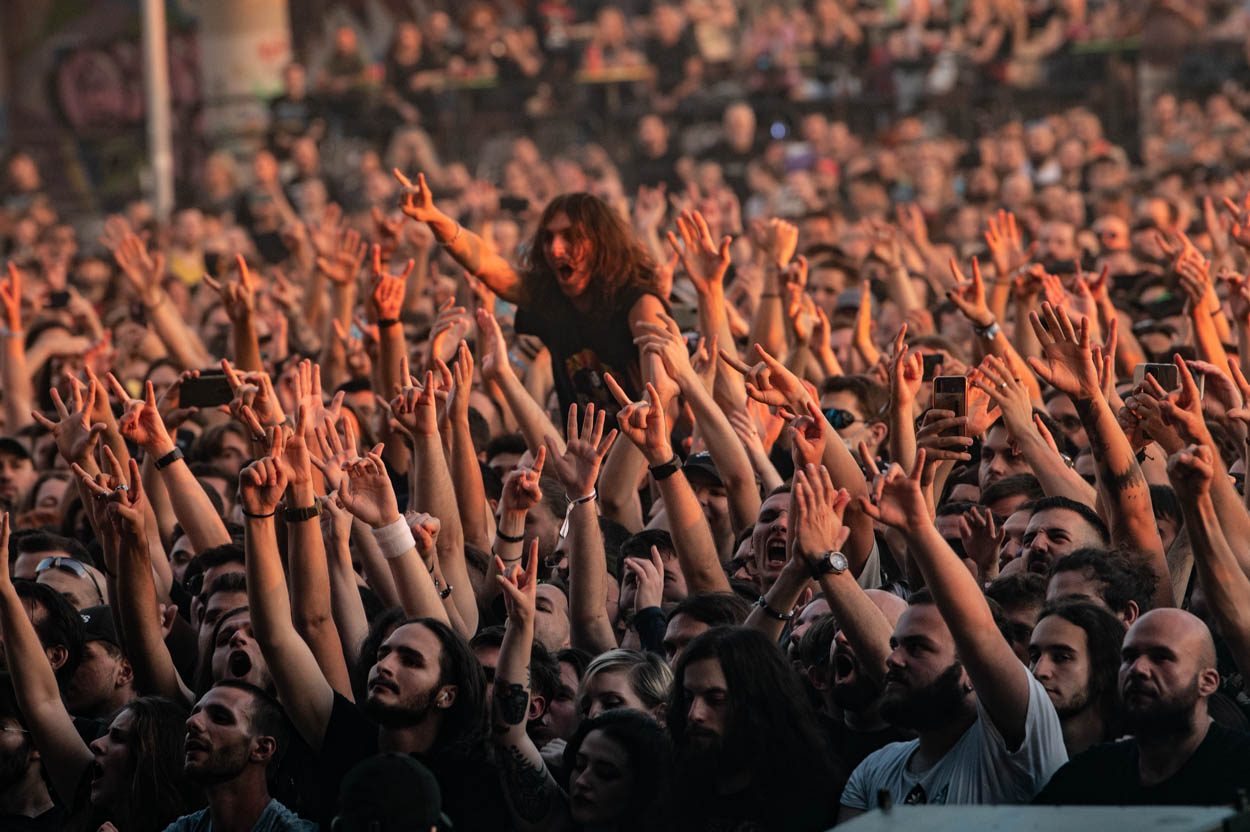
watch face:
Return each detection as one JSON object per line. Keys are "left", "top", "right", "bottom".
{"left": 830, "top": 552, "right": 849, "bottom": 573}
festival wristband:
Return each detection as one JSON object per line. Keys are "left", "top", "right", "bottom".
{"left": 370, "top": 517, "right": 417, "bottom": 559}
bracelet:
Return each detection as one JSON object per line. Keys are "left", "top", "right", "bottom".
{"left": 284, "top": 503, "right": 321, "bottom": 523}
{"left": 377, "top": 318, "right": 400, "bottom": 328}
{"left": 370, "top": 517, "right": 417, "bottom": 560}
{"left": 496, "top": 529, "right": 524, "bottom": 543}
{"left": 243, "top": 510, "right": 276, "bottom": 519}
{"left": 441, "top": 222, "right": 463, "bottom": 248}
{"left": 974, "top": 320, "right": 1001, "bottom": 340}
{"left": 755, "top": 595, "right": 794, "bottom": 621}
{"left": 648, "top": 455, "right": 681, "bottom": 481}
{"left": 760, "top": 292, "right": 781, "bottom": 299}
{"left": 154, "top": 447, "right": 184, "bottom": 470}
{"left": 439, "top": 584, "right": 453, "bottom": 600}
{"left": 567, "top": 489, "right": 597, "bottom": 507}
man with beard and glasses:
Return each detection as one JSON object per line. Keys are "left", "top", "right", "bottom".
{"left": 166, "top": 680, "right": 314, "bottom": 832}
{"left": 0, "top": 678, "right": 61, "bottom": 831}
{"left": 240, "top": 439, "right": 509, "bottom": 829}
{"left": 839, "top": 454, "right": 1066, "bottom": 820}
{"left": 669, "top": 626, "right": 841, "bottom": 831}
{"left": 1035, "top": 609, "right": 1250, "bottom": 804}
{"left": 1027, "top": 600, "right": 1126, "bottom": 756}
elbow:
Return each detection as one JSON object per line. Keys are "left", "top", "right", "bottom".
{"left": 293, "top": 610, "right": 335, "bottom": 641}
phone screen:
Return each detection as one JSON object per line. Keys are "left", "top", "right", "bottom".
{"left": 922, "top": 353, "right": 942, "bottom": 382}
{"left": 180, "top": 372, "right": 234, "bottom": 408}
{"left": 932, "top": 376, "right": 967, "bottom": 437}
{"left": 1133, "top": 363, "right": 1179, "bottom": 392}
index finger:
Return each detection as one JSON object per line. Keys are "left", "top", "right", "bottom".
{"left": 604, "top": 373, "right": 632, "bottom": 407}
{"left": 393, "top": 168, "right": 415, "bottom": 189}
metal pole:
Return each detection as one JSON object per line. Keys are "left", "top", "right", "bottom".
{"left": 140, "top": 0, "right": 173, "bottom": 222}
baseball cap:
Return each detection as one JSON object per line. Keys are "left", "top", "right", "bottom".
{"left": 337, "top": 753, "right": 450, "bottom": 831}
{"left": 79, "top": 605, "right": 121, "bottom": 648}
{"left": 0, "top": 437, "right": 31, "bottom": 461}
{"left": 683, "top": 452, "right": 722, "bottom": 488}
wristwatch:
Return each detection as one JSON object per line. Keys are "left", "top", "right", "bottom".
{"left": 807, "top": 550, "right": 849, "bottom": 578}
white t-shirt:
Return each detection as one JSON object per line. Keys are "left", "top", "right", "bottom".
{"left": 840, "top": 672, "right": 1067, "bottom": 809}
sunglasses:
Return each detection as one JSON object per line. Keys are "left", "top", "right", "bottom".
{"left": 36, "top": 557, "right": 105, "bottom": 605}
{"left": 824, "top": 408, "right": 861, "bottom": 430}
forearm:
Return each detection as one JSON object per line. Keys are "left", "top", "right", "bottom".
{"left": 888, "top": 397, "right": 917, "bottom": 472}
{"left": 325, "top": 536, "right": 369, "bottom": 670}
{"left": 1191, "top": 307, "right": 1231, "bottom": 371}
{"left": 117, "top": 534, "right": 191, "bottom": 703}
{"left": 1013, "top": 295, "right": 1042, "bottom": 359}
{"left": 701, "top": 285, "right": 749, "bottom": 411}
{"left": 748, "top": 273, "right": 786, "bottom": 362}
{"left": 818, "top": 427, "right": 874, "bottom": 576}
{"left": 745, "top": 564, "right": 805, "bottom": 642}
{"left": 597, "top": 439, "right": 646, "bottom": 532}
{"left": 883, "top": 264, "right": 922, "bottom": 313}
{"left": 145, "top": 294, "right": 211, "bottom": 369}
{"left": 141, "top": 451, "right": 177, "bottom": 544}
{"left": 430, "top": 215, "right": 523, "bottom": 304}
{"left": 2, "top": 337, "right": 33, "bottom": 431}
{"left": 983, "top": 330, "right": 1043, "bottom": 404}
{"left": 230, "top": 314, "right": 264, "bottom": 373}
{"left": 658, "top": 471, "right": 731, "bottom": 593}
{"left": 742, "top": 442, "right": 784, "bottom": 495}
{"left": 568, "top": 500, "right": 618, "bottom": 655}
{"left": 680, "top": 375, "right": 760, "bottom": 535}
{"left": 378, "top": 324, "right": 406, "bottom": 402}
{"left": 1012, "top": 427, "right": 1097, "bottom": 505}
{"left": 451, "top": 415, "right": 494, "bottom": 550}
{"left": 287, "top": 486, "right": 353, "bottom": 699}
{"left": 1076, "top": 395, "right": 1172, "bottom": 608}
{"left": 413, "top": 433, "right": 477, "bottom": 633}
{"left": 819, "top": 571, "right": 895, "bottom": 683}
{"left": 350, "top": 520, "right": 400, "bottom": 608}
{"left": 157, "top": 458, "right": 232, "bottom": 554}
{"left": 495, "top": 369, "right": 566, "bottom": 458}
{"left": 1188, "top": 495, "right": 1250, "bottom": 673}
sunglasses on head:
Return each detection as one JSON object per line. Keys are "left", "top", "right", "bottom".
{"left": 36, "top": 557, "right": 104, "bottom": 605}
{"left": 824, "top": 408, "right": 860, "bottom": 430}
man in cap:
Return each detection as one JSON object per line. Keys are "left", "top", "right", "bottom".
{"left": 334, "top": 753, "right": 448, "bottom": 832}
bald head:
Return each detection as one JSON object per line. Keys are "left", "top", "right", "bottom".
{"left": 1130, "top": 608, "right": 1216, "bottom": 671}
{"left": 865, "top": 589, "right": 908, "bottom": 628}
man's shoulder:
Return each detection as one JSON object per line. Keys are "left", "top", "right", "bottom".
{"left": 850, "top": 736, "right": 921, "bottom": 778}
{"left": 161, "top": 808, "right": 209, "bottom": 832}
{"left": 258, "top": 798, "right": 318, "bottom": 832}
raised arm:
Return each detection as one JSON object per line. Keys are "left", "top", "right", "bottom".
{"left": 1167, "top": 445, "right": 1250, "bottom": 678}
{"left": 634, "top": 313, "right": 760, "bottom": 535}
{"left": 110, "top": 230, "right": 210, "bottom": 370}
{"left": 395, "top": 170, "right": 523, "bottom": 304}
{"left": 606, "top": 376, "right": 730, "bottom": 594}
{"left": 0, "top": 513, "right": 92, "bottom": 804}
{"left": 202, "top": 255, "right": 263, "bottom": 373}
{"left": 493, "top": 546, "right": 567, "bottom": 830}
{"left": 477, "top": 308, "right": 565, "bottom": 458}
{"left": 368, "top": 245, "right": 414, "bottom": 398}
{"left": 1027, "top": 303, "right": 1172, "bottom": 610}
{"left": 389, "top": 370, "right": 475, "bottom": 635}
{"left": 0, "top": 264, "right": 33, "bottom": 432}
{"left": 319, "top": 492, "right": 369, "bottom": 670}
{"left": 862, "top": 451, "right": 1033, "bottom": 750}
{"left": 240, "top": 446, "right": 336, "bottom": 751}
{"left": 274, "top": 404, "right": 353, "bottom": 700}
{"left": 446, "top": 342, "right": 495, "bottom": 551}
{"left": 544, "top": 404, "right": 619, "bottom": 655}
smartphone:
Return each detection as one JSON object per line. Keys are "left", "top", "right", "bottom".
{"left": 1133, "top": 363, "right": 1179, "bottom": 392}
{"left": 932, "top": 376, "right": 966, "bottom": 437}
{"left": 180, "top": 371, "right": 234, "bottom": 408}
{"left": 922, "top": 353, "right": 942, "bottom": 382}
{"left": 48, "top": 290, "right": 70, "bottom": 309}
{"left": 499, "top": 195, "right": 530, "bottom": 214}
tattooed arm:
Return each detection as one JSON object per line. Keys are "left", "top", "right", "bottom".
{"left": 1028, "top": 303, "right": 1172, "bottom": 610}
{"left": 493, "top": 545, "right": 568, "bottom": 830}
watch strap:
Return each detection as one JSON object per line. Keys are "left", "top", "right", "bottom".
{"left": 755, "top": 595, "right": 794, "bottom": 621}
{"left": 154, "top": 447, "right": 184, "bottom": 470}
{"left": 284, "top": 503, "right": 321, "bottom": 523}
{"left": 649, "top": 455, "right": 682, "bottom": 481}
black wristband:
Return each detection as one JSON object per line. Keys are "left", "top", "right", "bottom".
{"left": 284, "top": 504, "right": 321, "bottom": 523}
{"left": 378, "top": 318, "right": 400, "bottom": 328}
{"left": 439, "top": 584, "right": 453, "bottom": 600}
{"left": 649, "top": 455, "right": 682, "bottom": 481}
{"left": 243, "top": 510, "right": 276, "bottom": 519}
{"left": 496, "top": 529, "right": 524, "bottom": 543}
{"left": 154, "top": 447, "right": 184, "bottom": 470}
{"left": 755, "top": 595, "right": 794, "bottom": 621}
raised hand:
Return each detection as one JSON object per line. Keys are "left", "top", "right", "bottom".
{"left": 632, "top": 313, "right": 697, "bottom": 387}
{"left": 915, "top": 408, "right": 973, "bottom": 462}
{"left": 960, "top": 505, "right": 1004, "bottom": 580}
{"left": 337, "top": 444, "right": 399, "bottom": 528}
{"left": 389, "top": 370, "right": 442, "bottom": 439}
{"left": 788, "top": 399, "right": 828, "bottom": 469}
{"left": 476, "top": 307, "right": 513, "bottom": 383}
{"left": 111, "top": 231, "right": 164, "bottom": 305}
{"left": 543, "top": 404, "right": 616, "bottom": 501}
{"left": 238, "top": 434, "right": 289, "bottom": 518}
{"left": 118, "top": 380, "right": 175, "bottom": 455}
{"left": 1026, "top": 302, "right": 1101, "bottom": 400}
{"left": 720, "top": 343, "right": 809, "bottom": 408}
{"left": 406, "top": 511, "right": 441, "bottom": 570}
{"left": 667, "top": 209, "right": 731, "bottom": 295}
{"left": 791, "top": 463, "right": 851, "bottom": 564}
{"left": 983, "top": 209, "right": 1035, "bottom": 278}
{"left": 1158, "top": 355, "right": 1212, "bottom": 447}
{"left": 273, "top": 405, "right": 314, "bottom": 487}
{"left": 309, "top": 417, "right": 359, "bottom": 492}
{"left": 888, "top": 329, "right": 923, "bottom": 411}
{"left": 500, "top": 445, "right": 547, "bottom": 513}
{"left": 394, "top": 169, "right": 442, "bottom": 226}
{"left": 428, "top": 300, "right": 471, "bottom": 368}
{"left": 970, "top": 356, "right": 1030, "bottom": 434}
{"left": 369, "top": 244, "right": 413, "bottom": 321}
{"left": 316, "top": 227, "right": 368, "bottom": 286}
{"left": 1167, "top": 443, "right": 1215, "bottom": 496}
{"left": 860, "top": 450, "right": 929, "bottom": 532}
{"left": 750, "top": 217, "right": 799, "bottom": 268}
{"left": 447, "top": 341, "right": 475, "bottom": 424}
{"left": 155, "top": 370, "right": 201, "bottom": 431}
{"left": 32, "top": 376, "right": 106, "bottom": 465}
{"left": 496, "top": 539, "right": 540, "bottom": 625}
{"left": 623, "top": 545, "right": 666, "bottom": 613}
{"left": 946, "top": 257, "right": 993, "bottom": 327}
{"left": 202, "top": 254, "right": 257, "bottom": 322}
{"left": 605, "top": 376, "right": 671, "bottom": 466}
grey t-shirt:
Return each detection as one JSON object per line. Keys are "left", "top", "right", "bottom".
{"left": 162, "top": 799, "right": 317, "bottom": 832}
{"left": 841, "top": 672, "right": 1067, "bottom": 809}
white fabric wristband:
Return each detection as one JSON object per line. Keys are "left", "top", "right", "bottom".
{"left": 370, "top": 517, "right": 416, "bottom": 560}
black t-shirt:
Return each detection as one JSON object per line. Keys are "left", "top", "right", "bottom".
{"left": 318, "top": 692, "right": 510, "bottom": 830}
{"left": 1034, "top": 722, "right": 1250, "bottom": 805}
{"left": 646, "top": 31, "right": 698, "bottom": 94}
{"left": 515, "top": 284, "right": 661, "bottom": 419}
{"left": 0, "top": 806, "right": 66, "bottom": 832}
